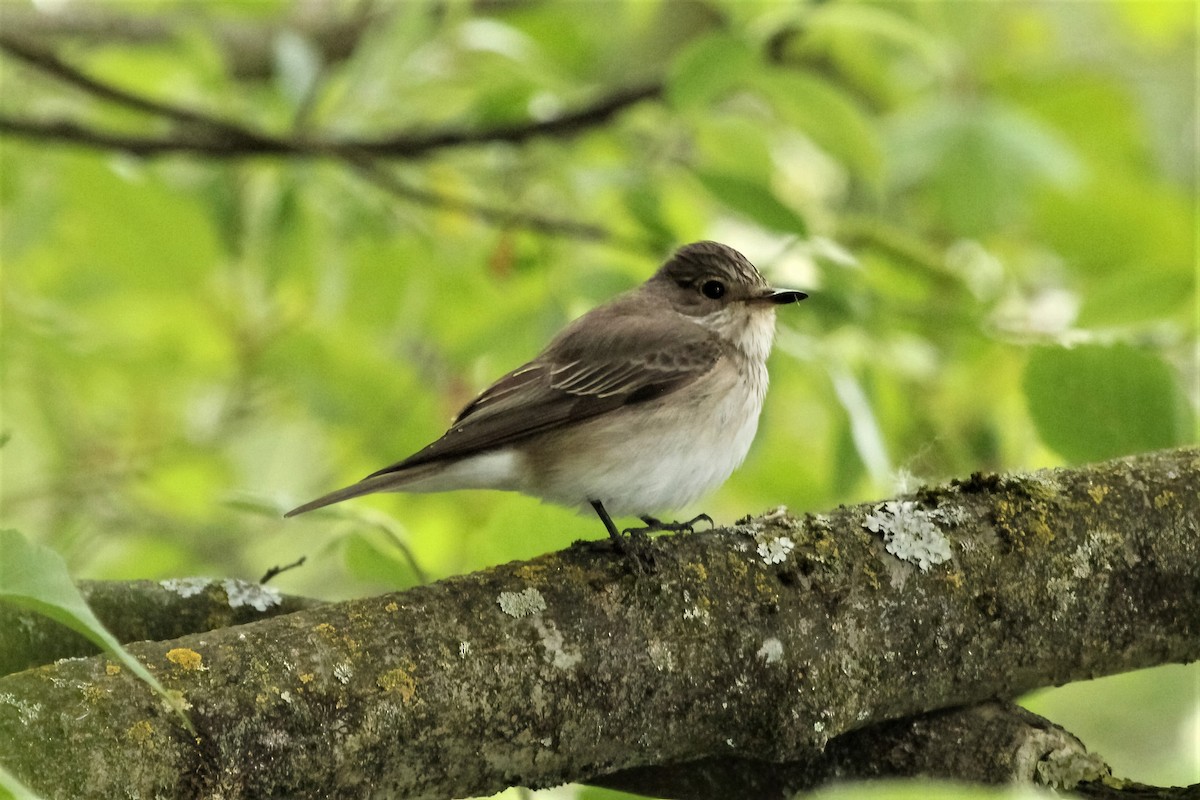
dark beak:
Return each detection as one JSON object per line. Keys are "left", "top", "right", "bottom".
{"left": 760, "top": 288, "right": 808, "bottom": 305}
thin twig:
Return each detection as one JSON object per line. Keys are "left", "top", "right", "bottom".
{"left": 347, "top": 82, "right": 662, "bottom": 156}
{"left": 259, "top": 556, "right": 308, "bottom": 585}
{"left": 347, "top": 158, "right": 641, "bottom": 247}
{"left": 0, "top": 33, "right": 280, "bottom": 144}
{"left": 0, "top": 114, "right": 295, "bottom": 156}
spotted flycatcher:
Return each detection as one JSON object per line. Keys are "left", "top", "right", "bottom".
{"left": 286, "top": 241, "right": 806, "bottom": 547}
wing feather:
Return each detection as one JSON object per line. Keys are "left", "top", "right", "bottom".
{"left": 365, "top": 308, "right": 723, "bottom": 479}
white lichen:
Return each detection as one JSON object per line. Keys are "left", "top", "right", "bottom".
{"left": 756, "top": 536, "right": 795, "bottom": 565}
{"left": 333, "top": 663, "right": 354, "bottom": 684}
{"left": 221, "top": 578, "right": 281, "bottom": 611}
{"left": 757, "top": 637, "right": 784, "bottom": 664}
{"left": 497, "top": 587, "right": 547, "bottom": 618}
{"left": 159, "top": 577, "right": 212, "bottom": 598}
{"left": 459, "top": 641, "right": 471, "bottom": 659}
{"left": 864, "top": 500, "right": 952, "bottom": 571}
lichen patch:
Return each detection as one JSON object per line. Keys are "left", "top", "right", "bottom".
{"left": 165, "top": 648, "right": 204, "bottom": 671}
{"left": 863, "top": 500, "right": 952, "bottom": 571}
{"left": 497, "top": 587, "right": 547, "bottom": 618}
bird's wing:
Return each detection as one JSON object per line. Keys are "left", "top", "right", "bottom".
{"left": 364, "top": 310, "right": 722, "bottom": 478}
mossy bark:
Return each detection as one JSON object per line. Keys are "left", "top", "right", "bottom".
{"left": 1, "top": 447, "right": 1196, "bottom": 799}
{"left": 0, "top": 578, "right": 321, "bottom": 677}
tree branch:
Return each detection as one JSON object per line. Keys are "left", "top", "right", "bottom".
{"left": 0, "top": 32, "right": 661, "bottom": 246}
{"left": 0, "top": 578, "right": 321, "bottom": 677}
{"left": 1, "top": 447, "right": 1196, "bottom": 798}
{"left": 594, "top": 701, "right": 1112, "bottom": 798}
{"left": 0, "top": 32, "right": 662, "bottom": 160}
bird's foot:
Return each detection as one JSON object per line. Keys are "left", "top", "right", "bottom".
{"left": 610, "top": 525, "right": 659, "bottom": 572}
{"left": 623, "top": 513, "right": 714, "bottom": 536}
{"left": 589, "top": 500, "right": 661, "bottom": 572}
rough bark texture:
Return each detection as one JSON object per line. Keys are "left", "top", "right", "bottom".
{"left": 0, "top": 578, "right": 321, "bottom": 677}
{"left": 0, "top": 447, "right": 1197, "bottom": 799}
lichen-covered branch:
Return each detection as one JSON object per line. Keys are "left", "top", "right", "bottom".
{"left": 0, "top": 579, "right": 321, "bottom": 677}
{"left": 0, "top": 448, "right": 1196, "bottom": 799}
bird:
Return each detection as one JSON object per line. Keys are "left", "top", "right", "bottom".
{"left": 286, "top": 241, "right": 806, "bottom": 550}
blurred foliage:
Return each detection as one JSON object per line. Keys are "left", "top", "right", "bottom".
{"left": 0, "top": 0, "right": 1195, "bottom": 793}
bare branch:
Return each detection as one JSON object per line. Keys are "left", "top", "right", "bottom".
{"left": 0, "top": 33, "right": 277, "bottom": 141}
{"left": 0, "top": 31, "right": 662, "bottom": 160}
{"left": 0, "top": 29, "right": 664, "bottom": 247}
{"left": 0, "top": 113, "right": 293, "bottom": 157}
{"left": 347, "top": 82, "right": 662, "bottom": 157}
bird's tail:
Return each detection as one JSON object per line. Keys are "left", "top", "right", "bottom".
{"left": 283, "top": 467, "right": 431, "bottom": 518}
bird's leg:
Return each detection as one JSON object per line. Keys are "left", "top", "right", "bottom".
{"left": 591, "top": 500, "right": 657, "bottom": 569}
{"left": 590, "top": 500, "right": 622, "bottom": 543}
{"left": 625, "top": 513, "right": 714, "bottom": 535}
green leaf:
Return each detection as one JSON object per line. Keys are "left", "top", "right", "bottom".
{"left": 667, "top": 32, "right": 756, "bottom": 109}
{"left": 695, "top": 171, "right": 808, "bottom": 235}
{"left": 804, "top": 3, "right": 953, "bottom": 75}
{"left": 0, "top": 530, "right": 193, "bottom": 730}
{"left": 759, "top": 70, "right": 883, "bottom": 186}
{"left": 1024, "top": 344, "right": 1192, "bottom": 463}
{"left": 0, "top": 762, "right": 44, "bottom": 800}
{"left": 342, "top": 530, "right": 423, "bottom": 589}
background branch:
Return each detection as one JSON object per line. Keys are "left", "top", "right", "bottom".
{"left": 0, "top": 32, "right": 662, "bottom": 160}
{"left": 0, "top": 29, "right": 660, "bottom": 247}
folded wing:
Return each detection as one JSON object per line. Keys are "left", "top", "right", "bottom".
{"left": 365, "top": 309, "right": 723, "bottom": 478}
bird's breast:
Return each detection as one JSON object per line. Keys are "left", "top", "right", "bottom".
{"left": 521, "top": 355, "right": 769, "bottom": 516}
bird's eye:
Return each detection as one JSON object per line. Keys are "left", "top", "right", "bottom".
{"left": 701, "top": 280, "right": 726, "bottom": 299}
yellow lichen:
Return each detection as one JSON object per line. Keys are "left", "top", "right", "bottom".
{"left": 82, "top": 684, "right": 109, "bottom": 703}
{"left": 814, "top": 534, "right": 840, "bottom": 561}
{"left": 126, "top": 720, "right": 154, "bottom": 743}
{"left": 1029, "top": 515, "right": 1054, "bottom": 544}
{"left": 514, "top": 563, "right": 549, "bottom": 583}
{"left": 299, "top": 673, "right": 315, "bottom": 684}
{"left": 105, "top": 663, "right": 121, "bottom": 676}
{"left": 377, "top": 665, "right": 418, "bottom": 702}
{"left": 165, "top": 648, "right": 203, "bottom": 671}
{"left": 993, "top": 496, "right": 1055, "bottom": 550}
{"left": 384, "top": 601, "right": 399, "bottom": 613}
{"left": 1087, "top": 485, "right": 1110, "bottom": 504}
{"left": 1154, "top": 490, "right": 1175, "bottom": 509}
{"left": 683, "top": 562, "right": 708, "bottom": 583}
{"left": 313, "top": 622, "right": 337, "bottom": 637}
{"left": 862, "top": 563, "right": 881, "bottom": 591}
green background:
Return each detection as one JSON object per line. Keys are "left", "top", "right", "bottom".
{"left": 1, "top": 0, "right": 1196, "bottom": 795}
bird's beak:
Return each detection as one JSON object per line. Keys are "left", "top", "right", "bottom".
{"left": 757, "top": 288, "right": 808, "bottom": 305}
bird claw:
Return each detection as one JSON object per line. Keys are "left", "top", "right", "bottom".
{"left": 623, "top": 513, "right": 714, "bottom": 536}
